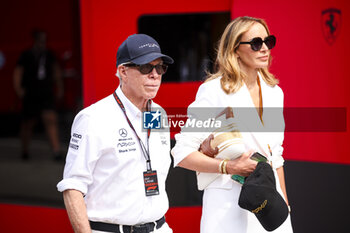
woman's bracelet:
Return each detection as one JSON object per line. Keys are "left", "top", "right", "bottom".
{"left": 222, "top": 159, "right": 229, "bottom": 174}
{"left": 219, "top": 160, "right": 225, "bottom": 173}
{"left": 219, "top": 159, "right": 229, "bottom": 174}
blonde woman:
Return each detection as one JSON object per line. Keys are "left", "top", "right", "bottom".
{"left": 171, "top": 16, "right": 293, "bottom": 233}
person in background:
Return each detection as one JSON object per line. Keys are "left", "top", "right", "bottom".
{"left": 13, "top": 29, "right": 64, "bottom": 161}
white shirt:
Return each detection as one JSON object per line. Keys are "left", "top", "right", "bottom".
{"left": 57, "top": 86, "right": 171, "bottom": 225}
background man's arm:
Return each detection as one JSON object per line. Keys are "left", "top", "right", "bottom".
{"left": 13, "top": 66, "right": 25, "bottom": 98}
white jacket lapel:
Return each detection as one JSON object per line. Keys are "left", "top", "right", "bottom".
{"left": 229, "top": 75, "right": 271, "bottom": 157}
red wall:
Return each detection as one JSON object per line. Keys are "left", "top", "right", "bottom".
{"left": 80, "top": 0, "right": 231, "bottom": 107}
{"left": 0, "top": 0, "right": 81, "bottom": 113}
{"left": 232, "top": 0, "right": 350, "bottom": 164}
{"left": 0, "top": 204, "right": 73, "bottom": 233}
{"left": 0, "top": 204, "right": 202, "bottom": 233}
{"left": 80, "top": 0, "right": 350, "bottom": 164}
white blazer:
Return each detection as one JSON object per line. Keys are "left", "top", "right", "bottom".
{"left": 171, "top": 72, "right": 285, "bottom": 191}
{"left": 171, "top": 73, "right": 293, "bottom": 233}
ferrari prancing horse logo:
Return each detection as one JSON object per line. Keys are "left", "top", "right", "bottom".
{"left": 321, "top": 8, "right": 342, "bottom": 45}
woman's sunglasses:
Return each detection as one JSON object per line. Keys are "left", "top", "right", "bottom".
{"left": 124, "top": 63, "right": 168, "bottom": 75}
{"left": 239, "top": 35, "right": 276, "bottom": 51}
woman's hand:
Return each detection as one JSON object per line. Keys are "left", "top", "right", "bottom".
{"left": 199, "top": 134, "right": 219, "bottom": 158}
{"left": 227, "top": 150, "right": 257, "bottom": 176}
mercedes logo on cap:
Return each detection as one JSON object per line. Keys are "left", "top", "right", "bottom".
{"left": 119, "top": 128, "right": 128, "bottom": 138}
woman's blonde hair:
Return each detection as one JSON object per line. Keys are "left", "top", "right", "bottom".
{"left": 206, "top": 16, "right": 278, "bottom": 94}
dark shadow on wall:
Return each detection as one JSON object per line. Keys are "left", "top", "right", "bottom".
{"left": 138, "top": 12, "right": 230, "bottom": 82}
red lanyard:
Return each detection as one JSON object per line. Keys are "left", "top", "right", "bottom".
{"left": 113, "top": 91, "right": 152, "bottom": 171}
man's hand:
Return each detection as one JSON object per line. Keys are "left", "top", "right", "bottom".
{"left": 227, "top": 150, "right": 257, "bottom": 176}
{"left": 13, "top": 66, "right": 25, "bottom": 98}
{"left": 199, "top": 134, "right": 219, "bottom": 158}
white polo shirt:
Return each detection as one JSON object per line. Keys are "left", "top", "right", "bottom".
{"left": 57, "top": 86, "right": 171, "bottom": 225}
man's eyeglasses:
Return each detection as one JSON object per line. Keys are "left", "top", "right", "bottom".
{"left": 239, "top": 35, "right": 276, "bottom": 51}
{"left": 124, "top": 63, "right": 168, "bottom": 75}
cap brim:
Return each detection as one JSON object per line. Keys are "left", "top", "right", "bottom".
{"left": 131, "top": 52, "right": 174, "bottom": 65}
{"left": 255, "top": 190, "right": 289, "bottom": 231}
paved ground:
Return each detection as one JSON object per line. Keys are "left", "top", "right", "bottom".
{"left": 0, "top": 136, "right": 68, "bottom": 208}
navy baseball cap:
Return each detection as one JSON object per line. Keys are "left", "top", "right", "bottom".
{"left": 116, "top": 34, "right": 174, "bottom": 67}
{"left": 238, "top": 162, "right": 289, "bottom": 231}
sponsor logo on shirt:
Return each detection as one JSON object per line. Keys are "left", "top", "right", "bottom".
{"left": 70, "top": 132, "right": 82, "bottom": 150}
{"left": 69, "top": 143, "right": 79, "bottom": 150}
{"left": 117, "top": 142, "right": 136, "bottom": 147}
{"left": 73, "top": 133, "right": 82, "bottom": 139}
{"left": 161, "top": 140, "right": 168, "bottom": 145}
{"left": 71, "top": 138, "right": 79, "bottom": 143}
{"left": 117, "top": 129, "right": 136, "bottom": 153}
{"left": 119, "top": 128, "right": 128, "bottom": 138}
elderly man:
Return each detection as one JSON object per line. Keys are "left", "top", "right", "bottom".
{"left": 57, "top": 34, "right": 174, "bottom": 233}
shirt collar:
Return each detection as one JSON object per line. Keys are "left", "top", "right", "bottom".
{"left": 115, "top": 86, "right": 142, "bottom": 121}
